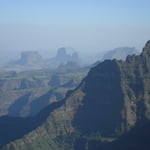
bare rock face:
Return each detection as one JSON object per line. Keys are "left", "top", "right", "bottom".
{"left": 1, "top": 41, "right": 150, "bottom": 150}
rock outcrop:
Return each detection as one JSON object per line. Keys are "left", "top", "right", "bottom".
{"left": 48, "top": 47, "right": 80, "bottom": 68}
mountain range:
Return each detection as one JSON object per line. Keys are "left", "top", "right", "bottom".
{"left": 0, "top": 47, "right": 80, "bottom": 72}
{"left": 0, "top": 41, "right": 150, "bottom": 150}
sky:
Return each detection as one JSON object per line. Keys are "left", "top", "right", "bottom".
{"left": 0, "top": 0, "right": 150, "bottom": 61}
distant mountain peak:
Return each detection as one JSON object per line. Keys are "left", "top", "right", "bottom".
{"left": 102, "top": 47, "right": 139, "bottom": 61}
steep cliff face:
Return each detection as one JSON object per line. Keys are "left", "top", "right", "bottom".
{"left": 118, "top": 41, "right": 150, "bottom": 129}
{"left": 1, "top": 41, "right": 150, "bottom": 150}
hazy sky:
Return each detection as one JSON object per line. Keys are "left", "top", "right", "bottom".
{"left": 0, "top": 0, "right": 150, "bottom": 58}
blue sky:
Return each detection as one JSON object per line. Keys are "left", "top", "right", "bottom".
{"left": 0, "top": 0, "right": 150, "bottom": 57}
{"left": 1, "top": 0, "right": 150, "bottom": 26}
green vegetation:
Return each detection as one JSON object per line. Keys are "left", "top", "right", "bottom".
{"left": 0, "top": 67, "right": 88, "bottom": 117}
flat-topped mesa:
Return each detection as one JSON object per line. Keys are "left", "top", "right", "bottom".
{"left": 20, "top": 51, "right": 42, "bottom": 65}
{"left": 12, "top": 51, "right": 43, "bottom": 66}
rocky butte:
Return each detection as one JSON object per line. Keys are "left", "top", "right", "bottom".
{"left": 16, "top": 51, "right": 43, "bottom": 65}
{"left": 48, "top": 47, "right": 79, "bottom": 68}
{"left": 1, "top": 41, "right": 150, "bottom": 150}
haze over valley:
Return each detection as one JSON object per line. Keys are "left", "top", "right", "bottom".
{"left": 0, "top": 0, "right": 150, "bottom": 150}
